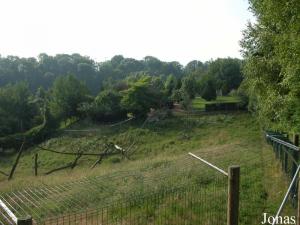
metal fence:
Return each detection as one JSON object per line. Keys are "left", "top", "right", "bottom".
{"left": 265, "top": 132, "right": 299, "bottom": 204}
{"left": 0, "top": 152, "right": 232, "bottom": 225}
{"left": 39, "top": 182, "right": 228, "bottom": 225}
{"left": 1, "top": 134, "right": 286, "bottom": 225}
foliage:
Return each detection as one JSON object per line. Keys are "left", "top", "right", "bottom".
{"left": 200, "top": 77, "right": 217, "bottom": 101}
{"left": 240, "top": 0, "right": 300, "bottom": 132}
{"left": 180, "top": 74, "right": 198, "bottom": 99}
{"left": 50, "top": 75, "right": 90, "bottom": 120}
{"left": 0, "top": 82, "right": 39, "bottom": 136}
{"left": 164, "top": 74, "right": 177, "bottom": 96}
{"left": 121, "top": 76, "right": 167, "bottom": 117}
{"left": 0, "top": 105, "right": 56, "bottom": 151}
{"left": 82, "top": 89, "right": 127, "bottom": 122}
{"left": 206, "top": 58, "right": 243, "bottom": 95}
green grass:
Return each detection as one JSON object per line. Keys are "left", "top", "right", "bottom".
{"left": 192, "top": 96, "right": 241, "bottom": 110}
{"left": 0, "top": 112, "right": 293, "bottom": 224}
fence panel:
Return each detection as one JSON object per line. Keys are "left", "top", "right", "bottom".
{"left": 40, "top": 181, "right": 227, "bottom": 225}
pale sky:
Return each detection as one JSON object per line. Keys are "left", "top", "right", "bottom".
{"left": 0, "top": 0, "right": 254, "bottom": 65}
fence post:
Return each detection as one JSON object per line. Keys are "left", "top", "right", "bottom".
{"left": 298, "top": 173, "right": 300, "bottom": 225}
{"left": 283, "top": 147, "right": 288, "bottom": 172}
{"left": 293, "top": 135, "right": 300, "bottom": 205}
{"left": 34, "top": 153, "right": 38, "bottom": 176}
{"left": 17, "top": 216, "right": 32, "bottom": 225}
{"left": 227, "top": 166, "right": 240, "bottom": 225}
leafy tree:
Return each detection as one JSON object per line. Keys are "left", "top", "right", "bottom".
{"left": 201, "top": 78, "right": 217, "bottom": 101}
{"left": 84, "top": 90, "right": 126, "bottom": 122}
{"left": 50, "top": 75, "right": 90, "bottom": 120}
{"left": 0, "top": 82, "right": 38, "bottom": 136}
{"left": 181, "top": 75, "right": 198, "bottom": 99}
{"left": 121, "top": 76, "right": 166, "bottom": 117}
{"left": 240, "top": 0, "right": 300, "bottom": 131}
{"left": 165, "top": 74, "right": 177, "bottom": 96}
{"left": 207, "top": 58, "right": 243, "bottom": 95}
{"left": 184, "top": 60, "right": 205, "bottom": 74}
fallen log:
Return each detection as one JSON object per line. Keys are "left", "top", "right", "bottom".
{"left": 8, "top": 141, "right": 25, "bottom": 180}
{"left": 71, "top": 153, "right": 83, "bottom": 169}
{"left": 45, "top": 163, "right": 73, "bottom": 175}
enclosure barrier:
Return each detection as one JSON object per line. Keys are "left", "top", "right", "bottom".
{"left": 265, "top": 132, "right": 300, "bottom": 224}
{"left": 0, "top": 199, "right": 32, "bottom": 225}
{"left": 265, "top": 133, "right": 300, "bottom": 203}
{"left": 189, "top": 152, "right": 240, "bottom": 225}
{"left": 0, "top": 152, "right": 240, "bottom": 225}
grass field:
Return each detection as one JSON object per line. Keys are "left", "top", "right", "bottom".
{"left": 192, "top": 96, "right": 241, "bottom": 110}
{"left": 0, "top": 112, "right": 293, "bottom": 224}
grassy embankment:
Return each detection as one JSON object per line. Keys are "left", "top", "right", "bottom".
{"left": 0, "top": 100, "right": 292, "bottom": 224}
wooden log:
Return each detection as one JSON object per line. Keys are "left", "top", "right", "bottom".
{"left": 45, "top": 163, "right": 73, "bottom": 175}
{"left": 36, "top": 144, "right": 119, "bottom": 156}
{"left": 293, "top": 134, "right": 300, "bottom": 203}
{"left": 295, "top": 134, "right": 300, "bottom": 147}
{"left": 45, "top": 153, "right": 83, "bottom": 175}
{"left": 34, "top": 153, "right": 38, "bottom": 176}
{"left": 8, "top": 141, "right": 25, "bottom": 180}
{"left": 91, "top": 148, "right": 110, "bottom": 169}
{"left": 283, "top": 147, "right": 288, "bottom": 173}
{"left": 227, "top": 166, "right": 240, "bottom": 225}
{"left": 0, "top": 170, "right": 8, "bottom": 176}
{"left": 71, "top": 153, "right": 82, "bottom": 169}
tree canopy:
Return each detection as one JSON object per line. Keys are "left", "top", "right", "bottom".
{"left": 241, "top": 0, "right": 300, "bottom": 132}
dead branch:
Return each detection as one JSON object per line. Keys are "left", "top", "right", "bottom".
{"left": 71, "top": 153, "right": 83, "bottom": 169}
{"left": 44, "top": 163, "right": 73, "bottom": 175}
{"left": 0, "top": 170, "right": 8, "bottom": 176}
{"left": 8, "top": 140, "right": 25, "bottom": 180}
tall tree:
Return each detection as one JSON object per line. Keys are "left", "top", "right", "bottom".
{"left": 0, "top": 82, "right": 37, "bottom": 136}
{"left": 241, "top": 0, "right": 300, "bottom": 131}
{"left": 50, "top": 75, "right": 90, "bottom": 120}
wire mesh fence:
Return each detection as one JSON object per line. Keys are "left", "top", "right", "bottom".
{"left": 0, "top": 151, "right": 230, "bottom": 225}
{"left": 0, "top": 129, "right": 294, "bottom": 225}
{"left": 40, "top": 180, "right": 227, "bottom": 225}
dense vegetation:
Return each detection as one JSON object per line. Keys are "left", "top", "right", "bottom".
{"left": 0, "top": 55, "right": 243, "bottom": 140}
{"left": 241, "top": 0, "right": 300, "bottom": 132}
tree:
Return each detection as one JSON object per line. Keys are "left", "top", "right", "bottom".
{"left": 206, "top": 58, "right": 243, "bottom": 95}
{"left": 0, "top": 82, "right": 38, "bottom": 136}
{"left": 85, "top": 90, "right": 126, "bottom": 122}
{"left": 201, "top": 78, "right": 216, "bottom": 101}
{"left": 165, "top": 74, "right": 177, "bottom": 96}
{"left": 50, "top": 75, "right": 90, "bottom": 120}
{"left": 181, "top": 75, "right": 198, "bottom": 99}
{"left": 121, "top": 76, "right": 166, "bottom": 117}
{"left": 240, "top": 0, "right": 300, "bottom": 132}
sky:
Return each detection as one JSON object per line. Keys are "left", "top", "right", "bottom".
{"left": 0, "top": 0, "right": 254, "bottom": 65}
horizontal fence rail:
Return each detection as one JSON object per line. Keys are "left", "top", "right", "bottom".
{"left": 188, "top": 152, "right": 228, "bottom": 176}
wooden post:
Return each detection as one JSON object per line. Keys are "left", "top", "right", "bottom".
{"left": 298, "top": 174, "right": 300, "bottom": 225}
{"left": 8, "top": 141, "right": 25, "bottom": 180}
{"left": 17, "top": 216, "right": 32, "bottom": 225}
{"left": 34, "top": 153, "right": 38, "bottom": 176}
{"left": 283, "top": 147, "right": 288, "bottom": 173}
{"left": 294, "top": 134, "right": 299, "bottom": 147}
{"left": 275, "top": 143, "right": 279, "bottom": 159}
{"left": 293, "top": 134, "right": 300, "bottom": 204}
{"left": 227, "top": 166, "right": 240, "bottom": 225}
